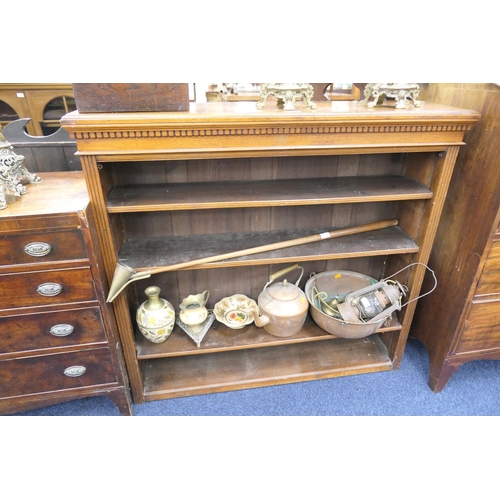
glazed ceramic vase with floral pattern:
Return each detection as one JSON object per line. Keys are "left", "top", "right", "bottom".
{"left": 136, "top": 286, "right": 175, "bottom": 343}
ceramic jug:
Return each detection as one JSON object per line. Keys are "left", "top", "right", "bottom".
{"left": 179, "top": 290, "right": 210, "bottom": 326}
{"left": 252, "top": 264, "right": 309, "bottom": 337}
{"left": 136, "top": 286, "right": 175, "bottom": 343}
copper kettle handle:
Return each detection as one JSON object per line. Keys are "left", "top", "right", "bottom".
{"left": 266, "top": 264, "right": 304, "bottom": 288}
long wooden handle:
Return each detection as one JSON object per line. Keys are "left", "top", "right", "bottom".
{"left": 146, "top": 218, "right": 398, "bottom": 276}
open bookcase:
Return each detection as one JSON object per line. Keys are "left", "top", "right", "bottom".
{"left": 61, "top": 100, "right": 479, "bottom": 404}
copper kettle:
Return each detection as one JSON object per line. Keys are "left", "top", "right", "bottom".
{"left": 252, "top": 264, "right": 309, "bottom": 337}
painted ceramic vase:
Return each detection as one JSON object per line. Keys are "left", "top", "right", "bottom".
{"left": 136, "top": 286, "right": 175, "bottom": 343}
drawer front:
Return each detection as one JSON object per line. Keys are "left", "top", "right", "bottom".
{"left": 456, "top": 300, "right": 500, "bottom": 353}
{"left": 0, "top": 230, "right": 87, "bottom": 267}
{"left": 0, "top": 307, "right": 107, "bottom": 355}
{"left": 0, "top": 268, "right": 96, "bottom": 309}
{"left": 476, "top": 240, "right": 500, "bottom": 296}
{"left": 0, "top": 213, "right": 81, "bottom": 234}
{"left": 0, "top": 348, "right": 117, "bottom": 398}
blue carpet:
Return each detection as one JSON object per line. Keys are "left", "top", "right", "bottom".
{"left": 5, "top": 339, "right": 500, "bottom": 500}
{"left": 7, "top": 338, "right": 500, "bottom": 416}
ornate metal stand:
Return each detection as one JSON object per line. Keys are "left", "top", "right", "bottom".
{"left": 256, "top": 83, "right": 316, "bottom": 111}
{"left": 0, "top": 127, "right": 41, "bottom": 209}
{"left": 176, "top": 311, "right": 215, "bottom": 348}
{"left": 359, "top": 83, "right": 421, "bottom": 109}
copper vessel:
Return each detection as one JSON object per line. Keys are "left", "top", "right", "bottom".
{"left": 305, "top": 270, "right": 389, "bottom": 339}
{"left": 252, "top": 264, "right": 309, "bottom": 338}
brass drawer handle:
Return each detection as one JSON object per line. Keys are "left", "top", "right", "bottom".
{"left": 24, "top": 242, "right": 52, "bottom": 257}
{"left": 64, "top": 366, "right": 86, "bottom": 377}
{"left": 50, "top": 324, "right": 75, "bottom": 337}
{"left": 36, "top": 283, "right": 63, "bottom": 296}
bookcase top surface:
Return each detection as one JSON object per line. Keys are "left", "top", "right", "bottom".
{"left": 61, "top": 101, "right": 480, "bottom": 130}
{"left": 60, "top": 101, "right": 481, "bottom": 159}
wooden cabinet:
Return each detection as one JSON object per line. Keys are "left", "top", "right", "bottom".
{"left": 0, "top": 171, "right": 132, "bottom": 415}
{"left": 410, "top": 83, "right": 500, "bottom": 391}
{"left": 61, "top": 101, "right": 479, "bottom": 405}
{"left": 0, "top": 84, "right": 75, "bottom": 136}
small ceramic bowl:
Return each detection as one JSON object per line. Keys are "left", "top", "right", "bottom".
{"left": 214, "top": 294, "right": 257, "bottom": 329}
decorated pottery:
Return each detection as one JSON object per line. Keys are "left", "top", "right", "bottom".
{"left": 178, "top": 290, "right": 210, "bottom": 326}
{"left": 136, "top": 286, "right": 175, "bottom": 343}
{"left": 214, "top": 294, "right": 257, "bottom": 329}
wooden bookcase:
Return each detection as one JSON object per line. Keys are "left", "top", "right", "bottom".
{"left": 61, "top": 101, "right": 479, "bottom": 404}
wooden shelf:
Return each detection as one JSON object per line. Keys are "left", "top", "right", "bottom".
{"left": 107, "top": 175, "right": 433, "bottom": 213}
{"left": 141, "top": 333, "right": 393, "bottom": 400}
{"left": 136, "top": 314, "right": 402, "bottom": 359}
{"left": 120, "top": 225, "right": 418, "bottom": 271}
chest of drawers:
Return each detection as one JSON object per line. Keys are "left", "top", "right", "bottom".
{"left": 0, "top": 171, "right": 132, "bottom": 415}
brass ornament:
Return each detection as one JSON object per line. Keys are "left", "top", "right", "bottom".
{"left": 359, "top": 83, "right": 421, "bottom": 109}
{"left": 0, "top": 126, "right": 41, "bottom": 209}
{"left": 256, "top": 83, "right": 316, "bottom": 111}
